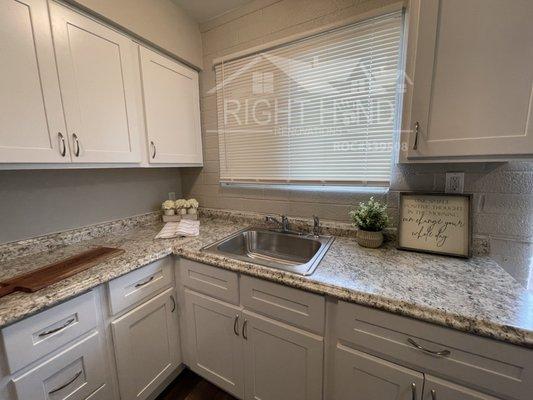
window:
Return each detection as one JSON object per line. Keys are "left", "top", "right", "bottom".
{"left": 213, "top": 11, "right": 404, "bottom": 186}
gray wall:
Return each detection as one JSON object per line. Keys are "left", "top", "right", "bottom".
{"left": 0, "top": 168, "right": 182, "bottom": 243}
{"left": 182, "top": 0, "right": 533, "bottom": 289}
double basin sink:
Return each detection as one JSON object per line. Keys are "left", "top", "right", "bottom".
{"left": 202, "top": 227, "right": 334, "bottom": 276}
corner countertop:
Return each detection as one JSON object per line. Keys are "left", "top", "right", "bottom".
{"left": 0, "top": 213, "right": 532, "bottom": 348}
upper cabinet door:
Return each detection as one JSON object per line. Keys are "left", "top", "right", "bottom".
{"left": 405, "top": 0, "right": 533, "bottom": 159}
{"left": 139, "top": 46, "right": 203, "bottom": 165}
{"left": 0, "top": 0, "right": 68, "bottom": 163}
{"left": 50, "top": 3, "right": 140, "bottom": 163}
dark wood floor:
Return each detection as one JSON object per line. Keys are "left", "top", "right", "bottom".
{"left": 156, "top": 369, "right": 237, "bottom": 400}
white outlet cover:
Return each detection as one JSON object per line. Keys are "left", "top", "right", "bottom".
{"left": 445, "top": 172, "right": 465, "bottom": 194}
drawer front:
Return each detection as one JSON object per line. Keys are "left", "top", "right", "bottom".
{"left": 12, "top": 331, "right": 106, "bottom": 400}
{"left": 336, "top": 301, "right": 533, "bottom": 400}
{"left": 108, "top": 257, "right": 173, "bottom": 315}
{"left": 179, "top": 258, "right": 239, "bottom": 305}
{"left": 1, "top": 291, "right": 98, "bottom": 373}
{"left": 240, "top": 275, "right": 325, "bottom": 334}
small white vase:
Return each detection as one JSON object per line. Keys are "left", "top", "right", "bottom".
{"left": 188, "top": 207, "right": 197, "bottom": 215}
{"left": 179, "top": 208, "right": 187, "bottom": 215}
{"left": 163, "top": 209, "right": 175, "bottom": 216}
{"left": 356, "top": 230, "right": 383, "bottom": 248}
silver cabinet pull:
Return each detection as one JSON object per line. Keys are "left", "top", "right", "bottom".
{"left": 430, "top": 389, "right": 437, "bottom": 400}
{"left": 170, "top": 295, "right": 176, "bottom": 313}
{"left": 407, "top": 338, "right": 451, "bottom": 357}
{"left": 72, "top": 133, "right": 80, "bottom": 157}
{"left": 38, "top": 318, "right": 75, "bottom": 338}
{"left": 134, "top": 276, "right": 154, "bottom": 288}
{"left": 233, "top": 315, "right": 240, "bottom": 336}
{"left": 150, "top": 141, "right": 156, "bottom": 159}
{"left": 411, "top": 383, "right": 416, "bottom": 400}
{"left": 242, "top": 319, "right": 248, "bottom": 340}
{"left": 58, "top": 132, "right": 66, "bottom": 157}
{"left": 413, "top": 121, "right": 419, "bottom": 150}
{"left": 48, "top": 370, "right": 82, "bottom": 394}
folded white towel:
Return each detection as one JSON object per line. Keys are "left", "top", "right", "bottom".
{"left": 155, "top": 220, "right": 200, "bottom": 239}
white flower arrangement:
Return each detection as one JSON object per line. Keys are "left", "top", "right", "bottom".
{"left": 188, "top": 198, "right": 199, "bottom": 209}
{"left": 162, "top": 200, "right": 175, "bottom": 210}
{"left": 174, "top": 199, "right": 188, "bottom": 210}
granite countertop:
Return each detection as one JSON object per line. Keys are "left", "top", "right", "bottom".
{"left": 0, "top": 212, "right": 532, "bottom": 348}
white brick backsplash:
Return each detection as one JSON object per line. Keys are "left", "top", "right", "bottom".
{"left": 474, "top": 213, "right": 533, "bottom": 240}
{"left": 490, "top": 239, "right": 533, "bottom": 288}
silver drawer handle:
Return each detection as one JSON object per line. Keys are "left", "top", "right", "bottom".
{"left": 150, "top": 141, "right": 156, "bottom": 159}
{"left": 135, "top": 276, "right": 154, "bottom": 288}
{"left": 411, "top": 382, "right": 416, "bottom": 400}
{"left": 430, "top": 389, "right": 437, "bottom": 400}
{"left": 58, "top": 132, "right": 66, "bottom": 157}
{"left": 242, "top": 319, "right": 248, "bottom": 340}
{"left": 38, "top": 318, "right": 75, "bottom": 338}
{"left": 407, "top": 338, "right": 451, "bottom": 357}
{"left": 72, "top": 133, "right": 80, "bottom": 157}
{"left": 170, "top": 295, "right": 176, "bottom": 313}
{"left": 233, "top": 315, "right": 239, "bottom": 336}
{"left": 413, "top": 121, "right": 419, "bottom": 150}
{"left": 48, "top": 370, "right": 82, "bottom": 394}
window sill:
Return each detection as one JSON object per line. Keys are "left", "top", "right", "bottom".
{"left": 220, "top": 182, "right": 389, "bottom": 195}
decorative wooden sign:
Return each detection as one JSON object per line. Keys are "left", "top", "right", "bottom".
{"left": 398, "top": 193, "right": 472, "bottom": 258}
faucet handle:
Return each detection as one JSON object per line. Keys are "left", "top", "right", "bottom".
{"left": 312, "top": 215, "right": 320, "bottom": 236}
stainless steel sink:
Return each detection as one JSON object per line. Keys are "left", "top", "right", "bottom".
{"left": 202, "top": 228, "right": 334, "bottom": 276}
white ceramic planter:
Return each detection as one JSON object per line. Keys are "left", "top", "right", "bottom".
{"left": 188, "top": 207, "right": 197, "bottom": 215}
{"left": 179, "top": 208, "right": 187, "bottom": 215}
{"left": 163, "top": 209, "right": 175, "bottom": 216}
{"left": 356, "top": 230, "right": 383, "bottom": 248}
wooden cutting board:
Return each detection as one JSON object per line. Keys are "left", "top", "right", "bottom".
{"left": 0, "top": 246, "right": 124, "bottom": 298}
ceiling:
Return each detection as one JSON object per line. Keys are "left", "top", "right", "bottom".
{"left": 173, "top": 0, "right": 254, "bottom": 23}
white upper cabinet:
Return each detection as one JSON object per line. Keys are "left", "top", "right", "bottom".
{"left": 50, "top": 2, "right": 140, "bottom": 163}
{"left": 139, "top": 46, "right": 203, "bottom": 165}
{"left": 0, "top": 0, "right": 68, "bottom": 163}
{"left": 404, "top": 0, "right": 533, "bottom": 160}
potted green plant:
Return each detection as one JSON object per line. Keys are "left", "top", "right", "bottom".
{"left": 162, "top": 200, "right": 175, "bottom": 216}
{"left": 349, "top": 197, "right": 389, "bottom": 248}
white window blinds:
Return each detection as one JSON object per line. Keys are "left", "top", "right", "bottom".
{"left": 214, "top": 11, "right": 403, "bottom": 185}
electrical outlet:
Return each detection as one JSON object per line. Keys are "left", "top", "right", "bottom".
{"left": 445, "top": 172, "right": 464, "bottom": 194}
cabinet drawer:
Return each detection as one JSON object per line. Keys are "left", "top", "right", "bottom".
{"left": 108, "top": 257, "right": 173, "bottom": 315}
{"left": 179, "top": 258, "right": 239, "bottom": 305}
{"left": 1, "top": 291, "right": 98, "bottom": 373}
{"left": 337, "top": 301, "right": 533, "bottom": 400}
{"left": 240, "top": 275, "right": 325, "bottom": 334}
{"left": 12, "top": 331, "right": 105, "bottom": 400}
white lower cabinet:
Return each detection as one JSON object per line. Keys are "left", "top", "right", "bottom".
{"left": 111, "top": 287, "right": 180, "bottom": 400}
{"left": 423, "top": 375, "right": 500, "bottom": 400}
{"left": 12, "top": 332, "right": 106, "bottom": 400}
{"left": 182, "top": 284, "right": 324, "bottom": 400}
{"left": 243, "top": 311, "right": 323, "bottom": 400}
{"left": 183, "top": 289, "right": 244, "bottom": 398}
{"left": 334, "top": 345, "right": 424, "bottom": 400}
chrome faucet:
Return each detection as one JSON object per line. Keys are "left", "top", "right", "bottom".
{"left": 265, "top": 214, "right": 290, "bottom": 233}
{"left": 312, "top": 215, "right": 321, "bottom": 237}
